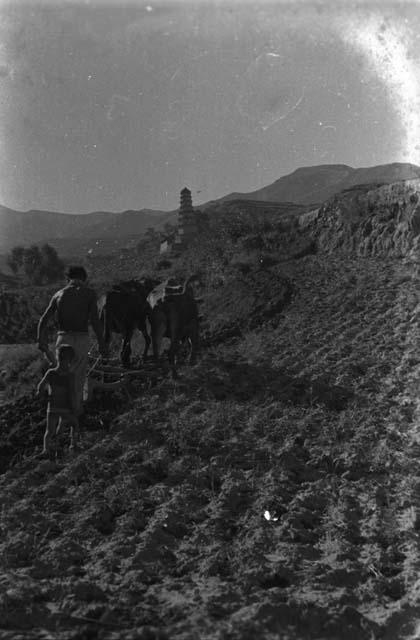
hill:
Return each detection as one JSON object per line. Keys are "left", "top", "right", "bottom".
{"left": 0, "top": 205, "right": 174, "bottom": 254}
{"left": 215, "top": 162, "right": 420, "bottom": 206}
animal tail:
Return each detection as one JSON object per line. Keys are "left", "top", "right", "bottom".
{"left": 181, "top": 274, "right": 200, "bottom": 295}
{"left": 101, "top": 304, "right": 111, "bottom": 344}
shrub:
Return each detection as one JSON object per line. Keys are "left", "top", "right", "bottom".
{"left": 7, "top": 244, "right": 64, "bottom": 285}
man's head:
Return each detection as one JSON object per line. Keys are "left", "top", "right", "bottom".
{"left": 56, "top": 344, "right": 75, "bottom": 369}
{"left": 66, "top": 266, "right": 87, "bottom": 282}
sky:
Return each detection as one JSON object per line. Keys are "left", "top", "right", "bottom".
{"left": 0, "top": 0, "right": 420, "bottom": 213}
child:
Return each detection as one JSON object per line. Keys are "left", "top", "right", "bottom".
{"left": 37, "top": 344, "right": 79, "bottom": 457}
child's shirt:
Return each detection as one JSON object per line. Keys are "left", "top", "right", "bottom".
{"left": 46, "top": 370, "right": 75, "bottom": 412}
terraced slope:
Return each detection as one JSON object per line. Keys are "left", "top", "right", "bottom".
{"left": 0, "top": 254, "right": 420, "bottom": 639}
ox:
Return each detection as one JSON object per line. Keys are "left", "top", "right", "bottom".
{"left": 147, "top": 276, "right": 200, "bottom": 376}
{"left": 98, "top": 278, "right": 158, "bottom": 367}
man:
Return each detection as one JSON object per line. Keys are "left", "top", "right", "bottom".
{"left": 37, "top": 265, "right": 108, "bottom": 416}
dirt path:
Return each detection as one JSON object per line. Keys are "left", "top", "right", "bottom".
{"left": 1, "top": 255, "right": 420, "bottom": 639}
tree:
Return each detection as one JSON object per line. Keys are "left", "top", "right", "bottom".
{"left": 145, "top": 227, "right": 158, "bottom": 240}
{"left": 7, "top": 246, "right": 25, "bottom": 274}
{"left": 40, "top": 244, "right": 64, "bottom": 282}
{"left": 163, "top": 222, "right": 176, "bottom": 236}
{"left": 23, "top": 245, "right": 43, "bottom": 284}
{"left": 7, "top": 243, "right": 64, "bottom": 284}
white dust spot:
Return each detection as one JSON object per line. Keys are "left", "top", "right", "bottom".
{"left": 336, "top": 15, "right": 420, "bottom": 164}
{"left": 264, "top": 510, "right": 278, "bottom": 521}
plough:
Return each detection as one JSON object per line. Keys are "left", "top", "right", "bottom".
{"left": 39, "top": 343, "right": 174, "bottom": 403}
{"left": 84, "top": 353, "right": 169, "bottom": 402}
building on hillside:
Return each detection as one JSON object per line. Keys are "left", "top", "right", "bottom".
{"left": 178, "top": 187, "right": 198, "bottom": 246}
{"left": 159, "top": 239, "right": 171, "bottom": 255}
{"left": 159, "top": 232, "right": 177, "bottom": 255}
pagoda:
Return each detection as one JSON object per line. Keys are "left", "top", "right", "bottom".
{"left": 177, "top": 187, "right": 197, "bottom": 245}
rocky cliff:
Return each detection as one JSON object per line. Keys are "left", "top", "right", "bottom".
{"left": 310, "top": 179, "right": 420, "bottom": 269}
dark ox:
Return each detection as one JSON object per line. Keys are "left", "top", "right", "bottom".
{"left": 98, "top": 279, "right": 158, "bottom": 366}
{"left": 147, "top": 276, "right": 200, "bottom": 375}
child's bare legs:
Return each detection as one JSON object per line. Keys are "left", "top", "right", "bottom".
{"left": 43, "top": 412, "right": 79, "bottom": 457}
{"left": 43, "top": 413, "right": 60, "bottom": 456}
{"left": 68, "top": 415, "right": 80, "bottom": 451}
{"left": 55, "top": 414, "right": 80, "bottom": 451}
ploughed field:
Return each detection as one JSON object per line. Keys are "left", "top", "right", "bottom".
{"left": 1, "top": 254, "right": 420, "bottom": 639}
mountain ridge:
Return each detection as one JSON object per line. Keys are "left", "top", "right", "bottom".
{"left": 216, "top": 162, "right": 420, "bottom": 205}
{"left": 2, "top": 162, "right": 420, "bottom": 254}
